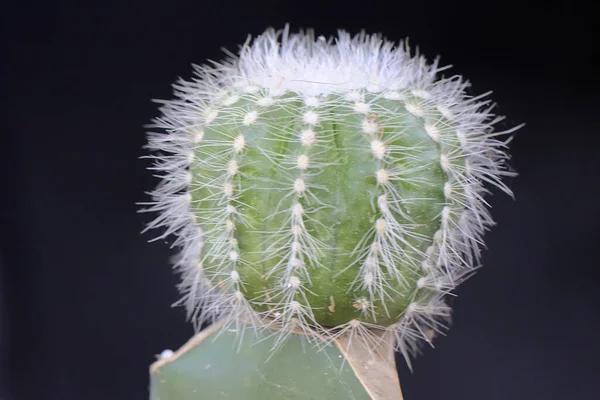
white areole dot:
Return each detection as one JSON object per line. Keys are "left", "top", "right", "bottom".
{"left": 376, "top": 169, "right": 389, "bottom": 184}
{"left": 229, "top": 251, "right": 239, "bottom": 262}
{"left": 204, "top": 109, "right": 219, "bottom": 124}
{"left": 375, "top": 218, "right": 387, "bottom": 233}
{"left": 361, "top": 118, "right": 379, "bottom": 135}
{"left": 405, "top": 103, "right": 424, "bottom": 117}
{"left": 440, "top": 154, "right": 451, "bottom": 172}
{"left": 363, "top": 271, "right": 374, "bottom": 286}
{"left": 288, "top": 276, "right": 301, "bottom": 289}
{"left": 234, "top": 290, "right": 245, "bottom": 301}
{"left": 297, "top": 154, "right": 309, "bottom": 170}
{"left": 443, "top": 182, "right": 452, "bottom": 198}
{"left": 371, "top": 242, "right": 381, "bottom": 254}
{"left": 227, "top": 159, "right": 239, "bottom": 176}
{"left": 257, "top": 96, "right": 274, "bottom": 106}
{"left": 300, "top": 129, "right": 316, "bottom": 147}
{"left": 421, "top": 260, "right": 431, "bottom": 270}
{"left": 294, "top": 178, "right": 306, "bottom": 194}
{"left": 350, "top": 319, "right": 361, "bottom": 328}
{"left": 371, "top": 140, "right": 386, "bottom": 159}
{"left": 304, "top": 96, "right": 320, "bottom": 107}
{"left": 291, "top": 240, "right": 302, "bottom": 252}
{"left": 365, "top": 257, "right": 377, "bottom": 269}
{"left": 407, "top": 302, "right": 417, "bottom": 314}
{"left": 193, "top": 129, "right": 204, "bottom": 143}
{"left": 290, "top": 300, "right": 301, "bottom": 312}
{"left": 377, "top": 194, "right": 388, "bottom": 212}
{"left": 442, "top": 206, "right": 451, "bottom": 223}
{"left": 425, "top": 124, "right": 440, "bottom": 142}
{"left": 225, "top": 219, "right": 235, "bottom": 231}
{"left": 187, "top": 151, "right": 195, "bottom": 164}
{"left": 231, "top": 270, "right": 240, "bottom": 282}
{"left": 290, "top": 257, "right": 304, "bottom": 269}
{"left": 223, "top": 183, "right": 233, "bottom": 197}
{"left": 226, "top": 204, "right": 237, "bottom": 214}
{"left": 223, "top": 95, "right": 240, "bottom": 106}
{"left": 292, "top": 202, "right": 304, "bottom": 217}
{"left": 417, "top": 277, "right": 426, "bottom": 288}
{"left": 426, "top": 245, "right": 435, "bottom": 257}
{"left": 291, "top": 225, "right": 303, "bottom": 236}
{"left": 303, "top": 111, "right": 319, "bottom": 125}
{"left": 230, "top": 237, "right": 238, "bottom": 246}
{"left": 243, "top": 111, "right": 258, "bottom": 126}
{"left": 354, "top": 297, "right": 370, "bottom": 310}
{"left": 353, "top": 102, "right": 370, "bottom": 114}
{"left": 185, "top": 172, "right": 193, "bottom": 185}
{"left": 233, "top": 135, "right": 245, "bottom": 152}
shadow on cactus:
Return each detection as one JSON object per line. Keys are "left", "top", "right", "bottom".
{"left": 142, "top": 25, "right": 521, "bottom": 399}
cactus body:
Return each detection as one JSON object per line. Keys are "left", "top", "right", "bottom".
{"left": 144, "top": 26, "right": 517, "bottom": 367}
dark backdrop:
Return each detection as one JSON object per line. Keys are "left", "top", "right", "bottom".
{"left": 1, "top": 1, "right": 599, "bottom": 399}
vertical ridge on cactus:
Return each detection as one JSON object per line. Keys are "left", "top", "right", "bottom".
{"left": 142, "top": 25, "right": 519, "bottom": 375}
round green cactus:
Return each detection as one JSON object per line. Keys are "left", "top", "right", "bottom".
{"left": 143, "top": 26, "right": 518, "bottom": 365}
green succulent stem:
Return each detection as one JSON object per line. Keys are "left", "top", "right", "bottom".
{"left": 150, "top": 321, "right": 402, "bottom": 400}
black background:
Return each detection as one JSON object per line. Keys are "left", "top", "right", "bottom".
{"left": 1, "top": 0, "right": 599, "bottom": 399}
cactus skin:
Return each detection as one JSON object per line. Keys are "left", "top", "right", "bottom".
{"left": 150, "top": 321, "right": 378, "bottom": 400}
{"left": 143, "top": 26, "right": 518, "bottom": 367}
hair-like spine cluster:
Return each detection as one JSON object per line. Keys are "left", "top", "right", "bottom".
{"left": 142, "top": 26, "right": 519, "bottom": 367}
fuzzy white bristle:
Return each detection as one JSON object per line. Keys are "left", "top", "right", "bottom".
{"left": 425, "top": 124, "right": 440, "bottom": 142}
{"left": 242, "top": 111, "right": 258, "bottom": 126}
{"left": 294, "top": 178, "right": 306, "bottom": 194}
{"left": 192, "top": 129, "right": 204, "bottom": 143}
{"left": 405, "top": 103, "right": 424, "bottom": 117}
{"left": 233, "top": 135, "right": 246, "bottom": 152}
{"left": 227, "top": 160, "right": 239, "bottom": 176}
{"left": 353, "top": 102, "right": 370, "bottom": 114}
{"left": 257, "top": 96, "right": 274, "bottom": 107}
{"left": 376, "top": 169, "right": 389, "bottom": 185}
{"left": 297, "top": 154, "right": 310, "bottom": 170}
{"left": 375, "top": 218, "right": 387, "bottom": 233}
{"left": 303, "top": 111, "right": 319, "bottom": 125}
{"left": 292, "top": 203, "right": 304, "bottom": 217}
{"left": 362, "top": 118, "right": 379, "bottom": 135}
{"left": 300, "top": 129, "right": 316, "bottom": 147}
{"left": 223, "top": 183, "right": 233, "bottom": 197}
{"left": 371, "top": 140, "right": 386, "bottom": 159}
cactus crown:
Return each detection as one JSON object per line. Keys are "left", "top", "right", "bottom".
{"left": 143, "top": 26, "right": 517, "bottom": 365}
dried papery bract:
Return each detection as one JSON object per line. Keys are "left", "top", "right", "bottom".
{"left": 144, "top": 25, "right": 520, "bottom": 396}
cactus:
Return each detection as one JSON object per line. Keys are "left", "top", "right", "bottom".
{"left": 144, "top": 26, "right": 519, "bottom": 398}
